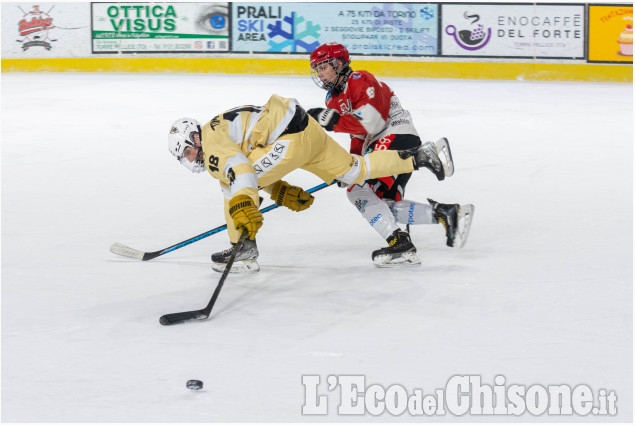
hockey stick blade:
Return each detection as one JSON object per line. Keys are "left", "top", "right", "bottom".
{"left": 159, "top": 230, "right": 248, "bottom": 326}
{"left": 159, "top": 309, "right": 209, "bottom": 325}
{"left": 110, "top": 242, "right": 150, "bottom": 260}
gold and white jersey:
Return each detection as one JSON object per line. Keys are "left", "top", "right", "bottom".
{"left": 200, "top": 94, "right": 304, "bottom": 203}
{"left": 198, "top": 94, "right": 415, "bottom": 243}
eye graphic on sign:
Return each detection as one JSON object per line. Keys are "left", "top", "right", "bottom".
{"left": 197, "top": 5, "right": 228, "bottom": 34}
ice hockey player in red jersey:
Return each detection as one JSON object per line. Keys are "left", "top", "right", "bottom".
{"left": 307, "top": 42, "right": 474, "bottom": 267}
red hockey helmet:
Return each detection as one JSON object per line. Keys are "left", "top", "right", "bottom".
{"left": 310, "top": 42, "right": 350, "bottom": 70}
{"left": 310, "top": 42, "right": 351, "bottom": 91}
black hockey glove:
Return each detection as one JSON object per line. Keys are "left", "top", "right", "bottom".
{"left": 307, "top": 108, "right": 340, "bottom": 132}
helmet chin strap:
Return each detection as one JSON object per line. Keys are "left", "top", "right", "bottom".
{"left": 332, "top": 66, "right": 352, "bottom": 96}
{"left": 195, "top": 126, "right": 203, "bottom": 160}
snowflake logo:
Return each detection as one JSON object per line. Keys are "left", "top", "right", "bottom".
{"left": 267, "top": 12, "right": 320, "bottom": 52}
{"left": 420, "top": 6, "right": 435, "bottom": 20}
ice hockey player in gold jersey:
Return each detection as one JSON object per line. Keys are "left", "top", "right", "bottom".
{"left": 167, "top": 94, "right": 452, "bottom": 272}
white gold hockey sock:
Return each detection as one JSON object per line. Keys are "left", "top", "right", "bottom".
{"left": 347, "top": 184, "right": 400, "bottom": 239}
{"left": 385, "top": 199, "right": 436, "bottom": 226}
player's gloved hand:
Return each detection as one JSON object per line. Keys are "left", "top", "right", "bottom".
{"left": 270, "top": 180, "right": 314, "bottom": 212}
{"left": 228, "top": 195, "right": 263, "bottom": 240}
{"left": 307, "top": 108, "right": 340, "bottom": 131}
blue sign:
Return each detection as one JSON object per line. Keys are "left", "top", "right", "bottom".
{"left": 232, "top": 3, "right": 439, "bottom": 55}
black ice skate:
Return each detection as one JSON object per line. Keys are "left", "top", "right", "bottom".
{"left": 399, "top": 138, "right": 454, "bottom": 181}
{"left": 211, "top": 238, "right": 260, "bottom": 273}
{"left": 428, "top": 198, "right": 475, "bottom": 248}
{"left": 371, "top": 230, "right": 421, "bottom": 267}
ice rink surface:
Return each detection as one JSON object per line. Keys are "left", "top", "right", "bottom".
{"left": 1, "top": 72, "right": 632, "bottom": 422}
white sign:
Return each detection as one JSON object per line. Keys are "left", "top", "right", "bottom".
{"left": 91, "top": 3, "right": 229, "bottom": 53}
{"left": 1, "top": 2, "right": 91, "bottom": 58}
{"left": 441, "top": 4, "right": 585, "bottom": 58}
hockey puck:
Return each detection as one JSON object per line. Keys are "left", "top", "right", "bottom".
{"left": 186, "top": 379, "right": 204, "bottom": 390}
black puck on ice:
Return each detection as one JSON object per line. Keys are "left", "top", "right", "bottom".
{"left": 186, "top": 379, "right": 204, "bottom": 390}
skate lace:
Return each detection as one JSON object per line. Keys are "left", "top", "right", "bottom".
{"left": 389, "top": 233, "right": 408, "bottom": 247}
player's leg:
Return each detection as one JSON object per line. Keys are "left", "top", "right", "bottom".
{"left": 346, "top": 182, "right": 401, "bottom": 240}
{"left": 378, "top": 168, "right": 474, "bottom": 248}
{"left": 283, "top": 117, "right": 410, "bottom": 184}
{"left": 211, "top": 188, "right": 260, "bottom": 273}
{"left": 382, "top": 171, "right": 436, "bottom": 227}
{"left": 352, "top": 135, "right": 422, "bottom": 266}
{"left": 377, "top": 135, "right": 471, "bottom": 248}
{"left": 385, "top": 198, "right": 436, "bottom": 225}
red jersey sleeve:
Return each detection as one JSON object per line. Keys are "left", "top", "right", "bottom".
{"left": 349, "top": 136, "right": 365, "bottom": 155}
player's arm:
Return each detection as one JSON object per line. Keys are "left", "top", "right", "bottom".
{"left": 336, "top": 73, "right": 390, "bottom": 135}
{"left": 201, "top": 117, "right": 259, "bottom": 202}
{"left": 201, "top": 118, "right": 262, "bottom": 238}
{"left": 309, "top": 73, "right": 390, "bottom": 136}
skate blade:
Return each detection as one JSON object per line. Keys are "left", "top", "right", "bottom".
{"left": 212, "top": 259, "right": 260, "bottom": 274}
{"left": 373, "top": 252, "right": 421, "bottom": 268}
{"left": 454, "top": 204, "right": 475, "bottom": 248}
{"left": 435, "top": 138, "right": 454, "bottom": 178}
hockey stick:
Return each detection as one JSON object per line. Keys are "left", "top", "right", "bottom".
{"left": 159, "top": 230, "right": 248, "bottom": 325}
{"left": 110, "top": 181, "right": 334, "bottom": 261}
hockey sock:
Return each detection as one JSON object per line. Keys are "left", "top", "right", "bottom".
{"left": 347, "top": 184, "right": 400, "bottom": 240}
{"left": 384, "top": 200, "right": 436, "bottom": 226}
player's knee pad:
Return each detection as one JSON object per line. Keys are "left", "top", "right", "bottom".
{"left": 347, "top": 184, "right": 399, "bottom": 239}
{"left": 336, "top": 154, "right": 370, "bottom": 185}
{"left": 347, "top": 183, "right": 379, "bottom": 204}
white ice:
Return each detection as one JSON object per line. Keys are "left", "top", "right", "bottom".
{"left": 1, "top": 72, "right": 632, "bottom": 422}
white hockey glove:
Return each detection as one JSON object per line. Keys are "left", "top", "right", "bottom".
{"left": 307, "top": 108, "right": 340, "bottom": 131}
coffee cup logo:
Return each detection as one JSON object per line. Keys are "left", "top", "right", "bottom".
{"left": 446, "top": 12, "right": 492, "bottom": 51}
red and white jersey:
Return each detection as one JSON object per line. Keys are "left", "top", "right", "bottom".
{"left": 325, "top": 70, "right": 418, "bottom": 155}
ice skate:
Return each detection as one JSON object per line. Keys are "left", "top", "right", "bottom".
{"left": 428, "top": 198, "right": 474, "bottom": 248}
{"left": 211, "top": 238, "right": 260, "bottom": 273}
{"left": 371, "top": 229, "right": 421, "bottom": 267}
{"left": 432, "top": 137, "right": 454, "bottom": 178}
{"left": 399, "top": 138, "right": 454, "bottom": 181}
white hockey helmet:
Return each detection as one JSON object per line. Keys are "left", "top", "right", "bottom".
{"left": 168, "top": 118, "right": 204, "bottom": 173}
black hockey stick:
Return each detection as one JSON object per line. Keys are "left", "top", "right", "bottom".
{"left": 159, "top": 229, "right": 248, "bottom": 325}
{"left": 110, "top": 181, "right": 334, "bottom": 261}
